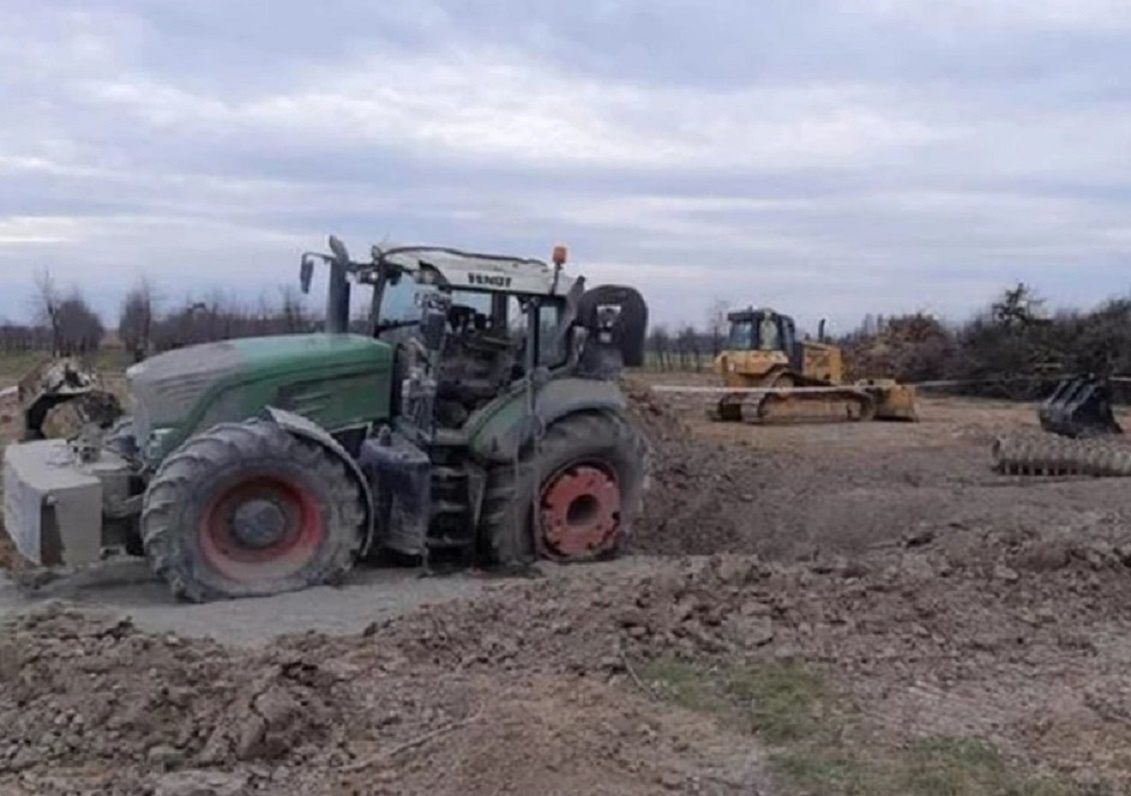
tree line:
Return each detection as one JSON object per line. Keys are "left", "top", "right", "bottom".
{"left": 3, "top": 276, "right": 1130, "bottom": 401}
{"left": 841, "top": 284, "right": 1131, "bottom": 399}
{"left": 0, "top": 272, "right": 315, "bottom": 361}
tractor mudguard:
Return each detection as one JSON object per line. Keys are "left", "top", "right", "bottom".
{"left": 263, "top": 407, "right": 377, "bottom": 555}
{"left": 466, "top": 378, "right": 626, "bottom": 463}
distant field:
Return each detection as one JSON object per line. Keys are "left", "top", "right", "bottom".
{"left": 0, "top": 348, "right": 711, "bottom": 386}
{"left": 0, "top": 348, "right": 133, "bottom": 389}
{"left": 641, "top": 351, "right": 714, "bottom": 371}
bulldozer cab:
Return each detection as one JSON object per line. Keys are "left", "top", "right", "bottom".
{"left": 717, "top": 307, "right": 845, "bottom": 386}
{"left": 725, "top": 308, "right": 797, "bottom": 355}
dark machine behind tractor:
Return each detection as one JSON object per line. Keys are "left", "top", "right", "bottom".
{"left": 3, "top": 238, "right": 649, "bottom": 601}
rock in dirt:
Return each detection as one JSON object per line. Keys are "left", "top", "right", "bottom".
{"left": 153, "top": 770, "right": 249, "bottom": 796}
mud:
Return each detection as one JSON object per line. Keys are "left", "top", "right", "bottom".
{"left": 3, "top": 374, "right": 1131, "bottom": 792}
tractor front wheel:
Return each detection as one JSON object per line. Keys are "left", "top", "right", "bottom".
{"left": 141, "top": 420, "right": 364, "bottom": 601}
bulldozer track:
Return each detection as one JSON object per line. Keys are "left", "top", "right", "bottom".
{"left": 992, "top": 433, "right": 1131, "bottom": 477}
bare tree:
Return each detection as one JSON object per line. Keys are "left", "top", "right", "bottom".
{"left": 647, "top": 326, "right": 672, "bottom": 371}
{"left": 676, "top": 325, "right": 702, "bottom": 371}
{"left": 705, "top": 297, "right": 729, "bottom": 357}
{"left": 278, "top": 285, "right": 309, "bottom": 333}
{"left": 55, "top": 288, "right": 103, "bottom": 355}
{"left": 34, "top": 269, "right": 62, "bottom": 355}
{"left": 991, "top": 283, "right": 1046, "bottom": 330}
{"left": 119, "top": 277, "right": 156, "bottom": 362}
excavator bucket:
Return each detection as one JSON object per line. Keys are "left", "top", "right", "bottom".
{"left": 1038, "top": 375, "right": 1122, "bottom": 438}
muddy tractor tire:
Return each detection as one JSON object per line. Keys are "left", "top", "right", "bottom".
{"left": 141, "top": 419, "right": 365, "bottom": 601}
{"left": 482, "top": 411, "right": 648, "bottom": 566}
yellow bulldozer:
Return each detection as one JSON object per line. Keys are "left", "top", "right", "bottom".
{"left": 712, "top": 307, "right": 918, "bottom": 424}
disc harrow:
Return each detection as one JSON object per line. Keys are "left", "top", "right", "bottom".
{"left": 993, "top": 434, "right": 1131, "bottom": 477}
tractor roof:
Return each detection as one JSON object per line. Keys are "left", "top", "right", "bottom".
{"left": 380, "top": 246, "right": 576, "bottom": 297}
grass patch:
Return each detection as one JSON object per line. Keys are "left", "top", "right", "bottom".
{"left": 637, "top": 657, "right": 1089, "bottom": 796}
{"left": 722, "top": 659, "right": 825, "bottom": 743}
{"left": 894, "top": 737, "right": 1077, "bottom": 796}
{"left": 0, "top": 351, "right": 50, "bottom": 386}
{"left": 640, "top": 657, "right": 824, "bottom": 742}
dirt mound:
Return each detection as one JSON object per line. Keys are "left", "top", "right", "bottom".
{"left": 356, "top": 557, "right": 774, "bottom": 677}
{"left": 0, "top": 604, "right": 346, "bottom": 793}
{"left": 368, "top": 537, "right": 1131, "bottom": 787}
{"left": 622, "top": 375, "right": 690, "bottom": 444}
{"left": 0, "top": 578, "right": 773, "bottom": 795}
{"left": 624, "top": 378, "right": 764, "bottom": 556}
{"left": 0, "top": 534, "right": 23, "bottom": 571}
{"left": 5, "top": 534, "right": 1131, "bottom": 793}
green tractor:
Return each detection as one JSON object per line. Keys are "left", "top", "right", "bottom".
{"left": 3, "top": 238, "right": 649, "bottom": 601}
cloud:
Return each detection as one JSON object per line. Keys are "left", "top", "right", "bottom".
{"left": 848, "top": 0, "right": 1131, "bottom": 31}
{"left": 0, "top": 217, "right": 80, "bottom": 245}
{"left": 67, "top": 50, "right": 942, "bottom": 172}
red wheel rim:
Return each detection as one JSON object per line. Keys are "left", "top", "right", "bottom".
{"left": 198, "top": 472, "right": 324, "bottom": 583}
{"left": 539, "top": 462, "right": 622, "bottom": 558}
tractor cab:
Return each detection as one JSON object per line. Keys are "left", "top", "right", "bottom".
{"left": 367, "top": 247, "right": 575, "bottom": 430}
{"left": 301, "top": 239, "right": 647, "bottom": 432}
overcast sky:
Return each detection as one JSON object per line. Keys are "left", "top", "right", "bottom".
{"left": 2, "top": 1, "right": 1130, "bottom": 334}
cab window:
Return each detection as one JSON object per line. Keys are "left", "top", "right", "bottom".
{"left": 727, "top": 321, "right": 755, "bottom": 350}
{"left": 538, "top": 302, "right": 565, "bottom": 366}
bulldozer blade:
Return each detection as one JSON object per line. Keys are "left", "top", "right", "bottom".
{"left": 861, "top": 381, "right": 919, "bottom": 422}
{"left": 1038, "top": 375, "right": 1122, "bottom": 438}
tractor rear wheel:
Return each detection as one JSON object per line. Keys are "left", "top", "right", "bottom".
{"left": 481, "top": 411, "right": 648, "bottom": 565}
{"left": 141, "top": 419, "right": 364, "bottom": 601}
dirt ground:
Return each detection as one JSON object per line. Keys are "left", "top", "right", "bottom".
{"left": 3, "top": 372, "right": 1131, "bottom": 794}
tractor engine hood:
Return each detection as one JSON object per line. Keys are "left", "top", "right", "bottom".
{"left": 128, "top": 334, "right": 392, "bottom": 462}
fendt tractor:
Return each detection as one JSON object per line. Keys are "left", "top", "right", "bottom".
{"left": 2, "top": 238, "right": 649, "bottom": 601}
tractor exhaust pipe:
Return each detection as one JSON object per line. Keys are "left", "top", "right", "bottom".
{"left": 326, "top": 236, "right": 352, "bottom": 334}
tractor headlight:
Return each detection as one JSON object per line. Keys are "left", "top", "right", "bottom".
{"left": 145, "top": 428, "right": 176, "bottom": 461}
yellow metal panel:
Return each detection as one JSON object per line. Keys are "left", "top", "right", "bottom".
{"left": 799, "top": 342, "right": 843, "bottom": 385}
{"left": 715, "top": 350, "right": 788, "bottom": 387}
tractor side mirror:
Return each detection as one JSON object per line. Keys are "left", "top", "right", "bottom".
{"left": 299, "top": 255, "right": 314, "bottom": 294}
